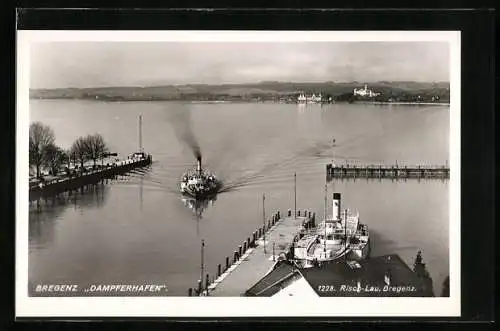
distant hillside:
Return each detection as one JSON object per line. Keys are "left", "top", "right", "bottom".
{"left": 29, "top": 81, "right": 450, "bottom": 102}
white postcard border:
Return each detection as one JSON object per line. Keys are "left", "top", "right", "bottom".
{"left": 16, "top": 30, "right": 461, "bottom": 317}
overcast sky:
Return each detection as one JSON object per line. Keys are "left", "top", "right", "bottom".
{"left": 30, "top": 42, "right": 449, "bottom": 88}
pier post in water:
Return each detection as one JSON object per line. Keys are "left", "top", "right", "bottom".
{"left": 288, "top": 209, "right": 291, "bottom": 217}
{"left": 225, "top": 256, "right": 229, "bottom": 270}
{"left": 217, "top": 264, "right": 221, "bottom": 277}
{"left": 205, "top": 274, "right": 210, "bottom": 290}
{"left": 234, "top": 251, "right": 238, "bottom": 263}
{"left": 238, "top": 245, "right": 242, "bottom": 257}
{"left": 188, "top": 288, "right": 193, "bottom": 297}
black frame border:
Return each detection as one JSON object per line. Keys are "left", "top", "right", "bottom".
{"left": 3, "top": 7, "right": 495, "bottom": 326}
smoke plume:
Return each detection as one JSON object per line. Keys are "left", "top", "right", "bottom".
{"left": 167, "top": 105, "right": 202, "bottom": 160}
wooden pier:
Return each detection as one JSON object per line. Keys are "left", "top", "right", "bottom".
{"left": 326, "top": 163, "right": 449, "bottom": 180}
{"left": 189, "top": 209, "right": 315, "bottom": 296}
{"left": 29, "top": 154, "right": 152, "bottom": 201}
{"left": 190, "top": 207, "right": 436, "bottom": 297}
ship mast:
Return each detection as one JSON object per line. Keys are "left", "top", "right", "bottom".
{"left": 138, "top": 114, "right": 143, "bottom": 153}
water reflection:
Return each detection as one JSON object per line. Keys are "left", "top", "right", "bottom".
{"left": 29, "top": 182, "right": 110, "bottom": 249}
{"left": 181, "top": 196, "right": 216, "bottom": 218}
{"left": 327, "top": 176, "right": 449, "bottom": 184}
{"left": 181, "top": 196, "right": 217, "bottom": 236}
{"left": 29, "top": 100, "right": 450, "bottom": 296}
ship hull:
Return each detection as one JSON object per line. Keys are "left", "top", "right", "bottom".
{"left": 180, "top": 182, "right": 221, "bottom": 199}
{"left": 347, "top": 238, "right": 371, "bottom": 261}
{"left": 181, "top": 189, "right": 218, "bottom": 200}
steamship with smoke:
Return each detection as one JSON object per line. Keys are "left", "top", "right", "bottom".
{"left": 293, "top": 192, "right": 371, "bottom": 267}
{"left": 180, "top": 156, "right": 221, "bottom": 199}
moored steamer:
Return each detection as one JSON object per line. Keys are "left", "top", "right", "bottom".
{"left": 293, "top": 192, "right": 370, "bottom": 268}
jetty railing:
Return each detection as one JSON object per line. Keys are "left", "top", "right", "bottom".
{"left": 326, "top": 163, "right": 449, "bottom": 179}
{"left": 189, "top": 209, "right": 316, "bottom": 296}
{"left": 29, "top": 154, "right": 152, "bottom": 200}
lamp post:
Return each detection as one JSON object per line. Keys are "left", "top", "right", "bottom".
{"left": 294, "top": 173, "right": 297, "bottom": 219}
{"left": 263, "top": 193, "right": 266, "bottom": 254}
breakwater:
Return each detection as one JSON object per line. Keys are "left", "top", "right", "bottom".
{"left": 29, "top": 155, "right": 152, "bottom": 201}
{"left": 326, "top": 163, "right": 449, "bottom": 180}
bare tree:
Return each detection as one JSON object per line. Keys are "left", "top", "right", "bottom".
{"left": 29, "top": 122, "right": 55, "bottom": 178}
{"left": 85, "top": 134, "right": 109, "bottom": 167}
{"left": 44, "top": 144, "right": 67, "bottom": 176}
{"left": 70, "top": 136, "right": 89, "bottom": 170}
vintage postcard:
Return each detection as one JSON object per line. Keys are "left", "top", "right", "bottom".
{"left": 16, "top": 30, "right": 460, "bottom": 317}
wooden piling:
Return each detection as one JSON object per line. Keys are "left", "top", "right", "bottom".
{"left": 239, "top": 245, "right": 242, "bottom": 257}
{"left": 217, "top": 264, "right": 221, "bottom": 277}
{"left": 188, "top": 288, "right": 193, "bottom": 296}
{"left": 205, "top": 274, "right": 210, "bottom": 289}
{"left": 225, "top": 256, "right": 229, "bottom": 270}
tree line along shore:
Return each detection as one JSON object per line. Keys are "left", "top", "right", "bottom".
{"left": 29, "top": 81, "right": 450, "bottom": 104}
{"left": 29, "top": 122, "right": 112, "bottom": 182}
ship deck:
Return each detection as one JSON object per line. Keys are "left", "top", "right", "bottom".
{"left": 207, "top": 216, "right": 308, "bottom": 296}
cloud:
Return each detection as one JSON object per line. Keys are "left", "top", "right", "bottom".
{"left": 30, "top": 42, "right": 450, "bottom": 88}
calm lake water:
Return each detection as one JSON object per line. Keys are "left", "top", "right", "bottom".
{"left": 28, "top": 100, "right": 449, "bottom": 296}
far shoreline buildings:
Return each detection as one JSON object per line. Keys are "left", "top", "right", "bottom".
{"left": 353, "top": 84, "right": 381, "bottom": 98}
{"left": 297, "top": 92, "right": 323, "bottom": 104}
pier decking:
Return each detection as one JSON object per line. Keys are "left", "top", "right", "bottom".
{"left": 29, "top": 155, "right": 152, "bottom": 201}
{"left": 326, "top": 163, "right": 449, "bottom": 179}
{"left": 201, "top": 213, "right": 311, "bottom": 296}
